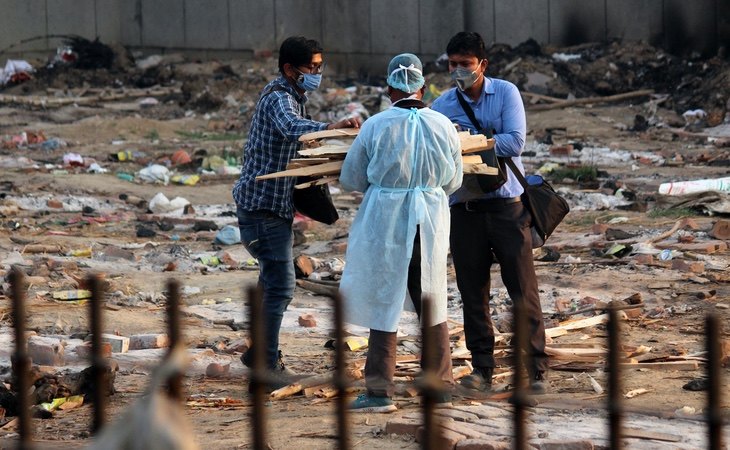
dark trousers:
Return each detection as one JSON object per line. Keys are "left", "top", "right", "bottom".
{"left": 450, "top": 202, "right": 548, "bottom": 374}
{"left": 364, "top": 323, "right": 454, "bottom": 397}
{"left": 364, "top": 227, "right": 454, "bottom": 397}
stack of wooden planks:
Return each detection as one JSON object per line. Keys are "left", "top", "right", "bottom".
{"left": 255, "top": 128, "right": 496, "bottom": 188}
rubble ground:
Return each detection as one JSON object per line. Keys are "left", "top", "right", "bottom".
{"left": 0, "top": 38, "right": 728, "bottom": 448}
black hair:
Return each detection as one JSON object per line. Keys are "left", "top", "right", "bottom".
{"left": 446, "top": 31, "right": 488, "bottom": 60}
{"left": 278, "top": 36, "right": 323, "bottom": 73}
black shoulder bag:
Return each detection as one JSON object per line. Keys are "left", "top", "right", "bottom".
{"left": 505, "top": 158, "right": 570, "bottom": 248}
{"left": 455, "top": 90, "right": 508, "bottom": 193}
{"left": 262, "top": 85, "right": 339, "bottom": 224}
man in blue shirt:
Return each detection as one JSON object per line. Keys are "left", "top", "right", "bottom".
{"left": 431, "top": 31, "right": 549, "bottom": 394}
{"left": 232, "top": 36, "right": 359, "bottom": 391}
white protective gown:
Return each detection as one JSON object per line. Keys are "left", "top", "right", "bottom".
{"left": 339, "top": 104, "right": 463, "bottom": 332}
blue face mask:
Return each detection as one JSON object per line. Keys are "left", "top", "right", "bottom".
{"left": 296, "top": 72, "right": 322, "bottom": 92}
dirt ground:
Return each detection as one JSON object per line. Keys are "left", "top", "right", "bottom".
{"left": 0, "top": 39, "right": 729, "bottom": 449}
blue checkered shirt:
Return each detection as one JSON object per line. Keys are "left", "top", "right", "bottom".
{"left": 232, "top": 77, "right": 328, "bottom": 220}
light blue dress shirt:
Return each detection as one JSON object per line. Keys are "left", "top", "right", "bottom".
{"left": 431, "top": 77, "right": 527, "bottom": 204}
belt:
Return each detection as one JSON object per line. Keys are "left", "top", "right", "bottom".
{"left": 459, "top": 197, "right": 521, "bottom": 212}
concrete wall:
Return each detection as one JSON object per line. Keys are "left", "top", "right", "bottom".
{"left": 0, "top": 0, "right": 727, "bottom": 76}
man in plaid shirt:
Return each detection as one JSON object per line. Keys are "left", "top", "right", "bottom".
{"left": 233, "top": 36, "right": 359, "bottom": 391}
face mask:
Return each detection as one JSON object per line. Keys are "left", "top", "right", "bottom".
{"left": 451, "top": 64, "right": 482, "bottom": 91}
{"left": 296, "top": 72, "right": 322, "bottom": 92}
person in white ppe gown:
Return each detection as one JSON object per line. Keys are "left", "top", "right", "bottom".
{"left": 340, "top": 53, "right": 463, "bottom": 413}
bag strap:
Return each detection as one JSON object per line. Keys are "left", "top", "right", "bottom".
{"left": 505, "top": 158, "right": 529, "bottom": 190}
{"left": 455, "top": 90, "right": 483, "bottom": 132}
{"left": 261, "top": 83, "right": 308, "bottom": 118}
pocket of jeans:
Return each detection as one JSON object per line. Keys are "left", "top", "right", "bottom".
{"left": 239, "top": 224, "right": 262, "bottom": 258}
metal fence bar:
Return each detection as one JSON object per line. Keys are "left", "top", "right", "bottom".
{"left": 706, "top": 313, "right": 724, "bottom": 450}
{"left": 512, "top": 300, "right": 527, "bottom": 450}
{"left": 247, "top": 285, "right": 267, "bottom": 450}
{"left": 608, "top": 306, "right": 623, "bottom": 450}
{"left": 332, "top": 292, "right": 350, "bottom": 450}
{"left": 420, "top": 297, "right": 436, "bottom": 450}
{"left": 166, "top": 279, "right": 183, "bottom": 401}
{"left": 10, "top": 267, "right": 31, "bottom": 450}
{"left": 88, "top": 274, "right": 107, "bottom": 435}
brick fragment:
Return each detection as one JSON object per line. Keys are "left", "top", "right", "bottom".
{"left": 709, "top": 220, "right": 730, "bottom": 240}
{"left": 590, "top": 223, "right": 608, "bottom": 235}
{"left": 456, "top": 439, "right": 510, "bottom": 450}
{"left": 416, "top": 426, "right": 466, "bottom": 449}
{"left": 632, "top": 254, "right": 654, "bottom": 265}
{"left": 205, "top": 362, "right": 230, "bottom": 378}
{"left": 623, "top": 307, "right": 644, "bottom": 319}
{"left": 75, "top": 341, "right": 112, "bottom": 359}
{"left": 535, "top": 440, "right": 594, "bottom": 450}
{"left": 549, "top": 144, "right": 573, "bottom": 157}
{"left": 298, "top": 313, "right": 317, "bottom": 328}
{"left": 385, "top": 417, "right": 421, "bottom": 436}
{"left": 47, "top": 199, "right": 63, "bottom": 209}
{"left": 671, "top": 260, "right": 705, "bottom": 273}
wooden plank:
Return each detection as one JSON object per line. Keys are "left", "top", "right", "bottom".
{"left": 298, "top": 145, "right": 350, "bottom": 157}
{"left": 621, "top": 361, "right": 700, "bottom": 371}
{"left": 463, "top": 163, "right": 499, "bottom": 175}
{"left": 287, "top": 158, "right": 332, "bottom": 168}
{"left": 462, "top": 155, "right": 483, "bottom": 164}
{"left": 294, "top": 176, "right": 338, "bottom": 189}
{"left": 623, "top": 427, "right": 682, "bottom": 442}
{"left": 459, "top": 132, "right": 495, "bottom": 154}
{"left": 299, "top": 128, "right": 360, "bottom": 141}
{"left": 255, "top": 161, "right": 343, "bottom": 180}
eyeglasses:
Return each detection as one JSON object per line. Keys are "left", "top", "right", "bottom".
{"left": 297, "top": 62, "right": 326, "bottom": 75}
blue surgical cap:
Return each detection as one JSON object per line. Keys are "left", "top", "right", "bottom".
{"left": 386, "top": 53, "right": 425, "bottom": 94}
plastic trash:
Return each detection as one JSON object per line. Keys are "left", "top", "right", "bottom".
{"left": 63, "top": 153, "right": 84, "bottom": 167}
{"left": 682, "top": 109, "right": 707, "bottom": 126}
{"left": 68, "top": 248, "right": 92, "bottom": 257}
{"left": 52, "top": 289, "right": 92, "bottom": 301}
{"left": 170, "top": 174, "right": 200, "bottom": 186}
{"left": 0, "top": 59, "right": 34, "bottom": 85}
{"left": 148, "top": 192, "right": 190, "bottom": 215}
{"left": 138, "top": 164, "right": 170, "bottom": 185}
{"left": 214, "top": 225, "right": 241, "bottom": 246}
{"left": 87, "top": 163, "right": 107, "bottom": 174}
{"left": 41, "top": 138, "right": 66, "bottom": 151}
{"left": 658, "top": 177, "right": 730, "bottom": 195}
{"left": 117, "top": 172, "right": 135, "bottom": 182}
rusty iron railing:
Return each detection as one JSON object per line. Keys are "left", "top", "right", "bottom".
{"left": 3, "top": 271, "right": 726, "bottom": 449}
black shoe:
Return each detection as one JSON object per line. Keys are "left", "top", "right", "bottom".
{"left": 434, "top": 391, "right": 453, "bottom": 408}
{"left": 241, "top": 350, "right": 293, "bottom": 373}
{"left": 459, "top": 367, "right": 493, "bottom": 392}
{"left": 243, "top": 350, "right": 298, "bottom": 393}
{"left": 529, "top": 370, "right": 549, "bottom": 395}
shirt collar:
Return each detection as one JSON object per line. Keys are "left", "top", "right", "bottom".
{"left": 275, "top": 76, "right": 308, "bottom": 103}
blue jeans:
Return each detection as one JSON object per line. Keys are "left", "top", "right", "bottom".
{"left": 237, "top": 208, "right": 295, "bottom": 369}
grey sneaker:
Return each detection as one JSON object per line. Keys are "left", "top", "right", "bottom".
{"left": 459, "top": 367, "right": 493, "bottom": 392}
